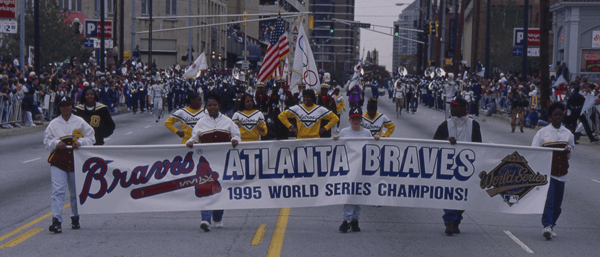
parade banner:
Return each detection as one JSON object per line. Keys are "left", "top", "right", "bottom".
{"left": 74, "top": 138, "right": 554, "bottom": 215}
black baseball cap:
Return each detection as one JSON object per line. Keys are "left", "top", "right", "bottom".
{"left": 447, "top": 96, "right": 467, "bottom": 106}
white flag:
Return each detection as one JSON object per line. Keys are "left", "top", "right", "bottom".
{"left": 290, "top": 24, "right": 320, "bottom": 93}
{"left": 580, "top": 93, "right": 596, "bottom": 116}
{"left": 476, "top": 68, "right": 485, "bottom": 77}
{"left": 552, "top": 74, "right": 566, "bottom": 88}
{"left": 183, "top": 52, "right": 207, "bottom": 79}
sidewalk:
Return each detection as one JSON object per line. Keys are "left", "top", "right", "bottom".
{"left": 0, "top": 106, "right": 131, "bottom": 138}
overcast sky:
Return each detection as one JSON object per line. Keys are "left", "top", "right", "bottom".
{"left": 356, "top": 0, "right": 410, "bottom": 72}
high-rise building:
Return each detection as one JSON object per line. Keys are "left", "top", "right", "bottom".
{"left": 392, "top": 0, "right": 420, "bottom": 74}
{"left": 309, "top": 0, "right": 359, "bottom": 74}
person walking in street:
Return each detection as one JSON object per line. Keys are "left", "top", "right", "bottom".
{"left": 164, "top": 92, "right": 206, "bottom": 144}
{"left": 73, "top": 87, "right": 115, "bottom": 145}
{"left": 44, "top": 96, "right": 95, "bottom": 233}
{"left": 531, "top": 102, "right": 575, "bottom": 240}
{"left": 278, "top": 89, "right": 339, "bottom": 139}
{"left": 433, "top": 96, "right": 482, "bottom": 236}
{"left": 186, "top": 93, "right": 240, "bottom": 232}
{"left": 232, "top": 93, "right": 268, "bottom": 142}
{"left": 333, "top": 108, "right": 380, "bottom": 233}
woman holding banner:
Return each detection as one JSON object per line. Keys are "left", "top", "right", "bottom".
{"left": 186, "top": 93, "right": 241, "bottom": 232}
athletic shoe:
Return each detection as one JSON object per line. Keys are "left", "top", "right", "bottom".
{"left": 551, "top": 227, "right": 557, "bottom": 238}
{"left": 445, "top": 222, "right": 454, "bottom": 236}
{"left": 339, "top": 220, "right": 350, "bottom": 233}
{"left": 49, "top": 218, "right": 62, "bottom": 234}
{"left": 71, "top": 216, "right": 80, "bottom": 229}
{"left": 200, "top": 221, "right": 211, "bottom": 232}
{"left": 543, "top": 226, "right": 552, "bottom": 240}
{"left": 214, "top": 221, "right": 223, "bottom": 228}
{"left": 350, "top": 220, "right": 361, "bottom": 232}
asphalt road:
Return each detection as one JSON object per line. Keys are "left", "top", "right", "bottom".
{"left": 1, "top": 92, "right": 599, "bottom": 257}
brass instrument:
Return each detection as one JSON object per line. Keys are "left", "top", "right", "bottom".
{"left": 398, "top": 66, "right": 408, "bottom": 77}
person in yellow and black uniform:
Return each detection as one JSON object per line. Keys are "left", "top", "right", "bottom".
{"left": 362, "top": 98, "right": 395, "bottom": 137}
{"left": 278, "top": 89, "right": 339, "bottom": 139}
{"left": 186, "top": 93, "right": 241, "bottom": 232}
{"left": 73, "top": 87, "right": 115, "bottom": 145}
{"left": 164, "top": 92, "right": 206, "bottom": 144}
{"left": 44, "top": 96, "right": 95, "bottom": 233}
{"left": 232, "top": 93, "right": 267, "bottom": 142}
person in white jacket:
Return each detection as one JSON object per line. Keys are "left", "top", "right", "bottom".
{"left": 186, "top": 93, "right": 240, "bottom": 232}
{"left": 43, "top": 96, "right": 95, "bottom": 233}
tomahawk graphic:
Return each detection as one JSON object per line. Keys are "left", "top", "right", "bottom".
{"left": 130, "top": 156, "right": 222, "bottom": 199}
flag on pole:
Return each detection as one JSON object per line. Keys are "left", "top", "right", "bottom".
{"left": 290, "top": 23, "right": 320, "bottom": 93}
{"left": 183, "top": 52, "right": 207, "bottom": 79}
{"left": 552, "top": 74, "right": 566, "bottom": 88}
{"left": 258, "top": 15, "right": 290, "bottom": 82}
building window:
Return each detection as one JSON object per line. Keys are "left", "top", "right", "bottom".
{"left": 59, "top": 0, "right": 82, "bottom": 12}
{"left": 166, "top": 0, "right": 177, "bottom": 15}
{"left": 94, "top": 0, "right": 114, "bottom": 17}
{"left": 141, "top": 0, "right": 149, "bottom": 16}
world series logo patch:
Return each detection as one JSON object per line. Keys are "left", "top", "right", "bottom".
{"left": 478, "top": 152, "right": 548, "bottom": 206}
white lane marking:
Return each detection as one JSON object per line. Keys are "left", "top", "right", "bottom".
{"left": 125, "top": 131, "right": 133, "bottom": 135}
{"left": 592, "top": 179, "right": 600, "bottom": 184}
{"left": 504, "top": 231, "right": 534, "bottom": 254}
{"left": 22, "top": 158, "right": 41, "bottom": 164}
{"left": 145, "top": 125, "right": 151, "bottom": 128}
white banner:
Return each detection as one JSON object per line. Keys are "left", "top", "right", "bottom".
{"left": 74, "top": 138, "right": 554, "bottom": 215}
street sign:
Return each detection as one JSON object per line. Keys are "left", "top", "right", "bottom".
{"left": 513, "top": 28, "right": 540, "bottom": 47}
{"left": 512, "top": 48, "right": 523, "bottom": 56}
{"left": 84, "top": 39, "right": 95, "bottom": 48}
{"left": 351, "top": 23, "right": 371, "bottom": 28}
{"left": 241, "top": 60, "right": 250, "bottom": 70}
{"left": 84, "top": 38, "right": 113, "bottom": 49}
{"left": 512, "top": 47, "right": 539, "bottom": 57}
{"left": 1, "top": 20, "right": 17, "bottom": 34}
{"left": 85, "top": 19, "right": 113, "bottom": 38}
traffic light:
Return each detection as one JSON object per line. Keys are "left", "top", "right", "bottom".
{"left": 435, "top": 21, "right": 439, "bottom": 37}
{"left": 330, "top": 22, "right": 334, "bottom": 33}
{"left": 431, "top": 21, "right": 437, "bottom": 36}
{"left": 394, "top": 25, "right": 399, "bottom": 37}
{"left": 424, "top": 21, "right": 430, "bottom": 35}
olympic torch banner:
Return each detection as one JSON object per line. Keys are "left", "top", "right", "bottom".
{"left": 73, "top": 138, "right": 554, "bottom": 215}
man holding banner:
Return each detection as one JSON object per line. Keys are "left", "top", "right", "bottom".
{"left": 433, "top": 96, "right": 482, "bottom": 236}
{"left": 532, "top": 102, "right": 575, "bottom": 240}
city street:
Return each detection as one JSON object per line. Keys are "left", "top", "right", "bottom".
{"left": 1, "top": 94, "right": 599, "bottom": 257}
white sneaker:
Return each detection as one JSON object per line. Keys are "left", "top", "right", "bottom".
{"left": 214, "top": 221, "right": 223, "bottom": 228}
{"left": 551, "top": 227, "right": 557, "bottom": 238}
{"left": 200, "top": 221, "right": 211, "bottom": 232}
{"left": 543, "top": 226, "right": 552, "bottom": 240}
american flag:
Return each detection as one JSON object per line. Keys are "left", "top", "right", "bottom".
{"left": 258, "top": 15, "right": 289, "bottom": 82}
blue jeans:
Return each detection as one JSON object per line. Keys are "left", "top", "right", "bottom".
{"left": 51, "top": 166, "right": 78, "bottom": 223}
{"left": 201, "top": 210, "right": 224, "bottom": 223}
{"left": 542, "top": 178, "right": 565, "bottom": 227}
{"left": 343, "top": 205, "right": 361, "bottom": 222}
{"left": 443, "top": 209, "right": 464, "bottom": 225}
